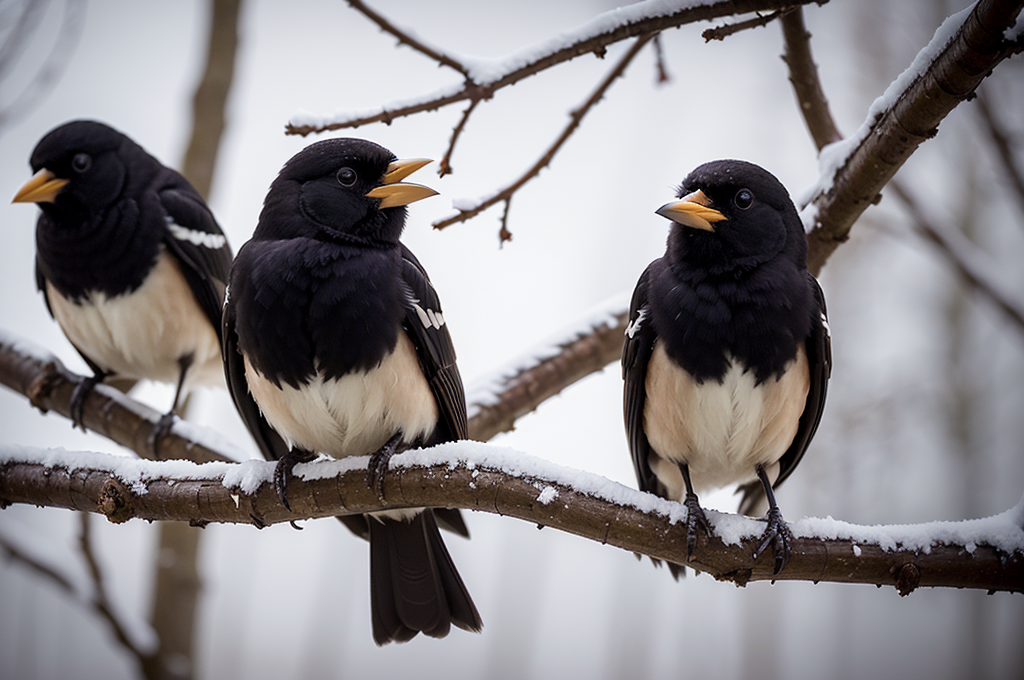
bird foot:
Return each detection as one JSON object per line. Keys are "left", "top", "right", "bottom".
{"left": 683, "top": 492, "right": 712, "bottom": 562}
{"left": 273, "top": 449, "right": 316, "bottom": 511}
{"left": 366, "top": 433, "right": 404, "bottom": 503}
{"left": 148, "top": 412, "right": 176, "bottom": 458}
{"left": 752, "top": 505, "right": 794, "bottom": 575}
{"left": 69, "top": 373, "right": 105, "bottom": 431}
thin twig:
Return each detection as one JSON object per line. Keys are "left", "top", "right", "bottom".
{"left": 702, "top": 7, "right": 796, "bottom": 42}
{"left": 346, "top": 0, "right": 469, "bottom": 77}
{"left": 652, "top": 34, "right": 671, "bottom": 83}
{"left": 433, "top": 34, "right": 655, "bottom": 233}
{"left": 438, "top": 98, "right": 480, "bottom": 177}
{"left": 286, "top": 0, "right": 824, "bottom": 135}
{"left": 975, "top": 88, "right": 1024, "bottom": 221}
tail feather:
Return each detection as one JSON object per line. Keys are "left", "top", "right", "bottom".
{"left": 369, "top": 509, "right": 482, "bottom": 645}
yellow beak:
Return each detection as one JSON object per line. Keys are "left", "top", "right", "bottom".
{"left": 655, "top": 189, "right": 726, "bottom": 232}
{"left": 366, "top": 158, "right": 438, "bottom": 209}
{"left": 13, "top": 168, "right": 69, "bottom": 204}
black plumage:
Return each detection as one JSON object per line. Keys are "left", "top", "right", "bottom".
{"left": 12, "top": 120, "right": 232, "bottom": 443}
{"left": 622, "top": 160, "right": 831, "bottom": 575}
{"left": 222, "top": 138, "right": 481, "bottom": 644}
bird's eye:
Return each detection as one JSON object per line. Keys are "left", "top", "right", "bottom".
{"left": 734, "top": 188, "right": 754, "bottom": 210}
{"left": 71, "top": 153, "right": 92, "bottom": 173}
{"left": 336, "top": 167, "right": 357, "bottom": 187}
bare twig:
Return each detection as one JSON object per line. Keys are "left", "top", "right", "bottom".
{"left": 285, "top": 0, "right": 824, "bottom": 135}
{"left": 803, "top": 0, "right": 1024, "bottom": 276}
{"left": 2, "top": 450, "right": 1022, "bottom": 594}
{"left": 347, "top": 0, "right": 470, "bottom": 77}
{"left": 652, "top": 34, "right": 671, "bottom": 83}
{"left": 432, "top": 34, "right": 654, "bottom": 233}
{"left": 779, "top": 7, "right": 842, "bottom": 150}
{"left": 438, "top": 98, "right": 479, "bottom": 177}
{"left": 889, "top": 181, "right": 1024, "bottom": 333}
{"left": 703, "top": 7, "right": 796, "bottom": 42}
{"left": 0, "top": 527, "right": 80, "bottom": 595}
{"left": 975, "top": 88, "right": 1024, "bottom": 220}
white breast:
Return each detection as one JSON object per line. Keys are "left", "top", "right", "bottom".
{"left": 643, "top": 341, "right": 809, "bottom": 499}
{"left": 46, "top": 250, "right": 223, "bottom": 388}
{"left": 244, "top": 332, "right": 439, "bottom": 458}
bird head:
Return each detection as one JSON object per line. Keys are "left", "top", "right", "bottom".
{"left": 262, "top": 138, "right": 437, "bottom": 246}
{"left": 656, "top": 160, "right": 806, "bottom": 272}
{"left": 13, "top": 120, "right": 132, "bottom": 219}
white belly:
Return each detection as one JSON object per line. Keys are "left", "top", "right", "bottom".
{"left": 46, "top": 251, "right": 223, "bottom": 389}
{"left": 244, "top": 332, "right": 438, "bottom": 458}
{"left": 643, "top": 342, "right": 809, "bottom": 499}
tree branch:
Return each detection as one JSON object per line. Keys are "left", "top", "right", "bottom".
{"left": 346, "top": 0, "right": 470, "bottom": 77}
{"left": 432, "top": 34, "right": 654, "bottom": 236}
{"left": 0, "top": 330, "right": 239, "bottom": 464}
{"left": 285, "top": 0, "right": 825, "bottom": 135}
{"left": 779, "top": 7, "right": 842, "bottom": 150}
{"left": 702, "top": 7, "right": 796, "bottom": 42}
{"left": 802, "top": 0, "right": 1024, "bottom": 275}
{"left": 2, "top": 447, "right": 1022, "bottom": 594}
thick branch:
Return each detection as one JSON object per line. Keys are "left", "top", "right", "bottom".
{"left": 285, "top": 0, "right": 824, "bottom": 135}
{"left": 0, "top": 331, "right": 236, "bottom": 464}
{"left": 803, "top": 0, "right": 1024, "bottom": 275}
{"left": 2, "top": 448, "right": 1021, "bottom": 594}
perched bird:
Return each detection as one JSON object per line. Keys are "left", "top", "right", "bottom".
{"left": 12, "top": 120, "right": 231, "bottom": 444}
{"left": 622, "top": 160, "right": 831, "bottom": 575}
{"left": 222, "top": 138, "right": 482, "bottom": 645}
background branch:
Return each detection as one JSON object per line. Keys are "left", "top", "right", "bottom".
{"left": 2, "top": 448, "right": 1022, "bottom": 595}
{"left": 975, "top": 88, "right": 1024, "bottom": 220}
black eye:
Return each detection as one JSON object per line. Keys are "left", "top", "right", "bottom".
{"left": 336, "top": 167, "right": 357, "bottom": 187}
{"left": 734, "top": 188, "right": 753, "bottom": 210}
{"left": 72, "top": 153, "right": 92, "bottom": 173}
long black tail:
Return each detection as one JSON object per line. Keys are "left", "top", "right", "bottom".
{"left": 368, "top": 509, "right": 482, "bottom": 645}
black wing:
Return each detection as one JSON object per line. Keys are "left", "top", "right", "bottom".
{"left": 397, "top": 243, "right": 468, "bottom": 443}
{"left": 221, "top": 285, "right": 290, "bottom": 464}
{"left": 397, "top": 244, "right": 470, "bottom": 538}
{"left": 622, "top": 263, "right": 667, "bottom": 498}
{"left": 738, "top": 274, "right": 832, "bottom": 514}
{"left": 158, "top": 178, "right": 233, "bottom": 339}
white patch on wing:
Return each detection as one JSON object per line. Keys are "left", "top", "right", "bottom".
{"left": 243, "top": 333, "right": 438, "bottom": 458}
{"left": 167, "top": 219, "right": 227, "bottom": 249}
{"left": 820, "top": 311, "right": 831, "bottom": 337}
{"left": 412, "top": 302, "right": 444, "bottom": 330}
{"left": 46, "top": 250, "right": 223, "bottom": 389}
{"left": 626, "top": 307, "right": 647, "bottom": 339}
{"left": 642, "top": 342, "right": 809, "bottom": 499}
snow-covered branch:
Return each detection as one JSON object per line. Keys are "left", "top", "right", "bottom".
{"left": 801, "top": 0, "right": 1024, "bottom": 275}
{"left": 0, "top": 329, "right": 244, "bottom": 464}
{"left": 2, "top": 445, "right": 1022, "bottom": 594}
{"left": 285, "top": 0, "right": 823, "bottom": 136}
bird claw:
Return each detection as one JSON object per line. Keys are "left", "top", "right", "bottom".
{"left": 149, "top": 412, "right": 176, "bottom": 458}
{"left": 273, "top": 449, "right": 316, "bottom": 511}
{"left": 753, "top": 506, "right": 794, "bottom": 574}
{"left": 366, "top": 433, "right": 403, "bottom": 503}
{"left": 683, "top": 492, "right": 712, "bottom": 562}
{"left": 69, "top": 374, "right": 104, "bottom": 431}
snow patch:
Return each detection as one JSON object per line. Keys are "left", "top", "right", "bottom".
{"left": 537, "top": 485, "right": 558, "bottom": 505}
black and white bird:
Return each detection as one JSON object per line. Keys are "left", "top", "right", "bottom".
{"left": 222, "top": 138, "right": 482, "bottom": 645}
{"left": 12, "top": 120, "right": 232, "bottom": 444}
{"left": 622, "top": 160, "right": 831, "bottom": 575}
